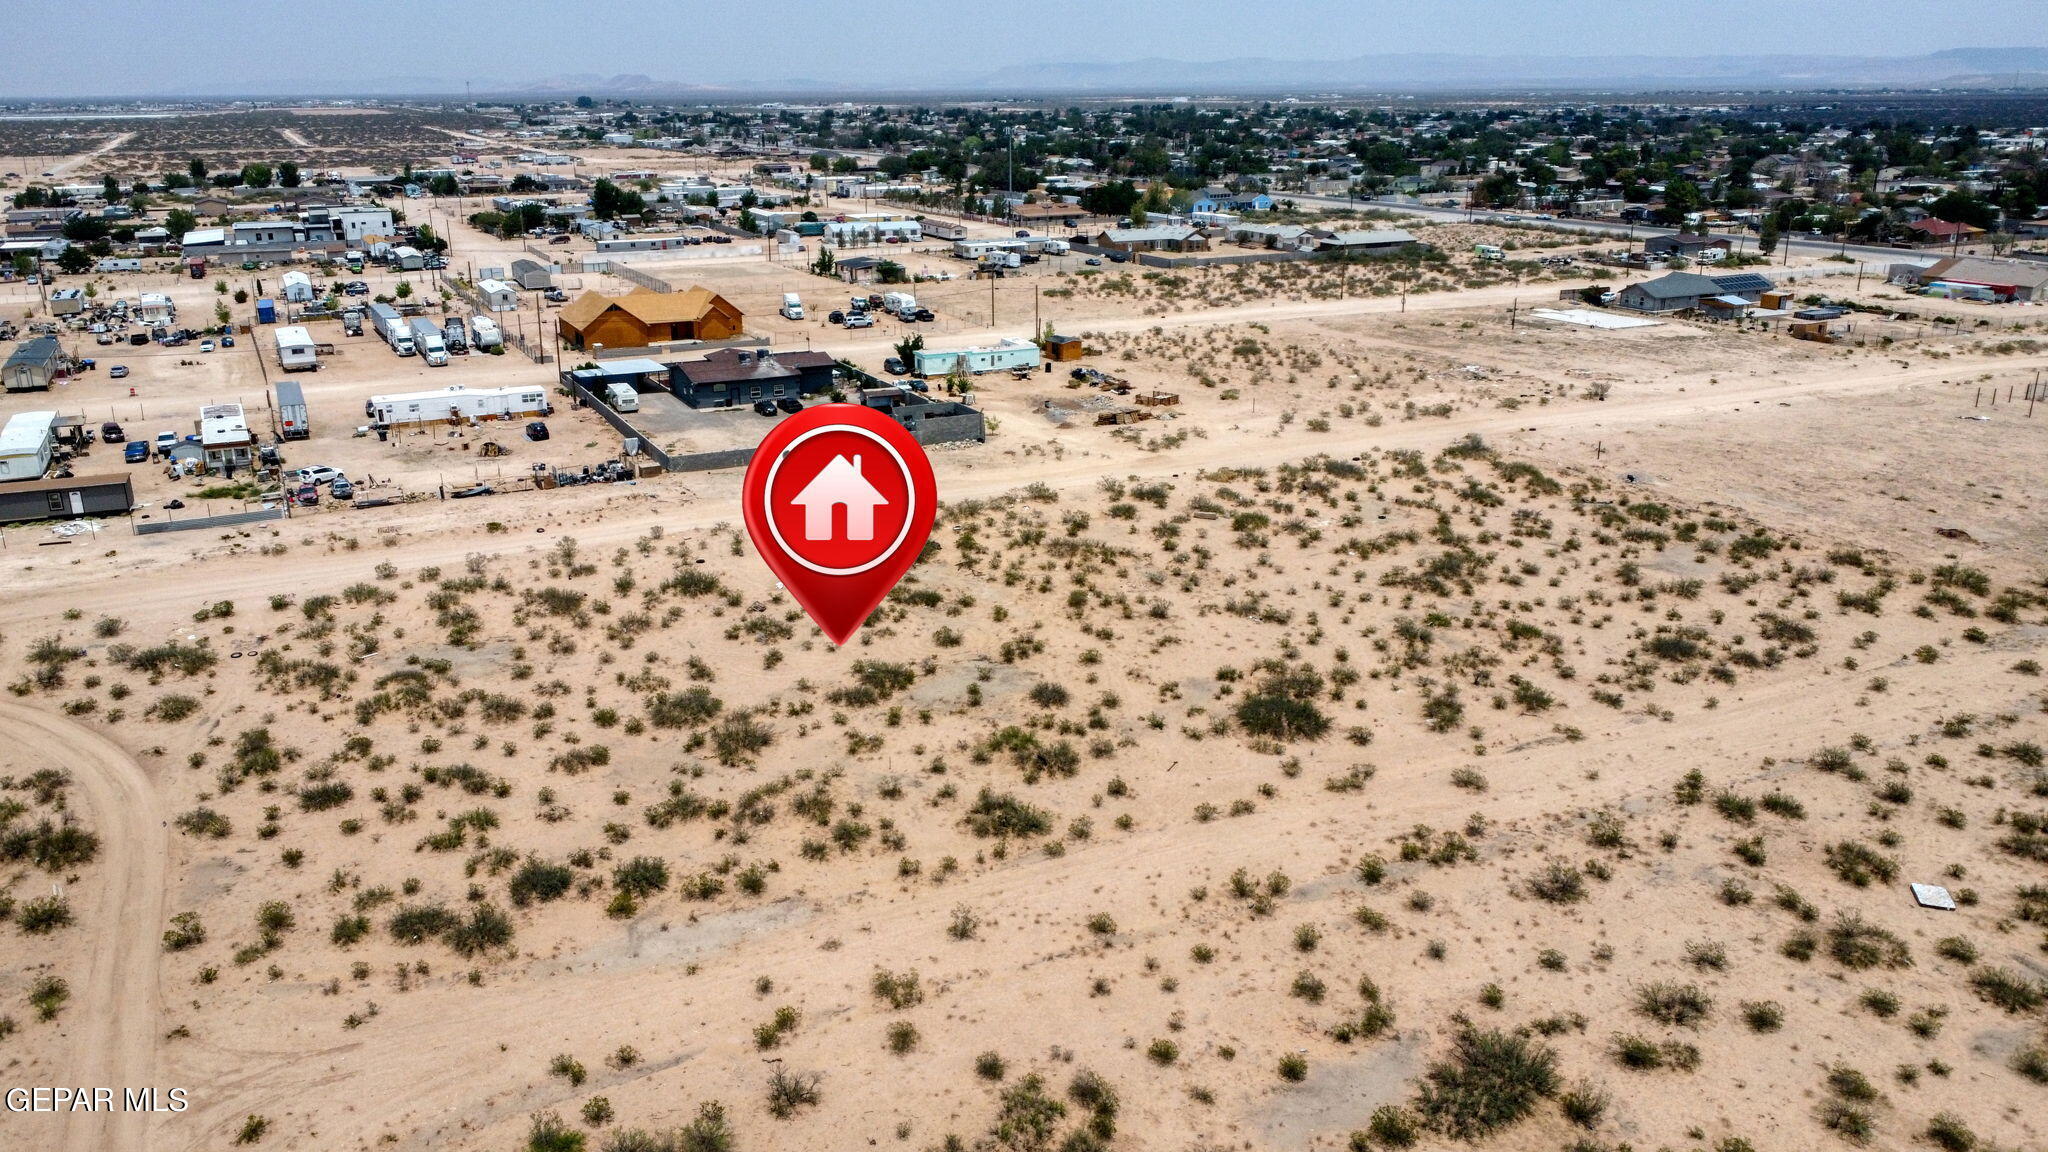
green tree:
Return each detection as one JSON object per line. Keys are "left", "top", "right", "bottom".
{"left": 240, "top": 163, "right": 273, "bottom": 189}
{"left": 188, "top": 157, "right": 207, "bottom": 186}
{"left": 213, "top": 301, "right": 230, "bottom": 327}
{"left": 808, "top": 152, "right": 830, "bottom": 172}
{"left": 892, "top": 333, "right": 924, "bottom": 371}
{"left": 278, "top": 161, "right": 300, "bottom": 188}
{"left": 812, "top": 246, "right": 836, "bottom": 276}
{"left": 1758, "top": 216, "right": 1779, "bottom": 256}
{"left": 394, "top": 280, "right": 413, "bottom": 300}
{"left": 165, "top": 208, "right": 198, "bottom": 237}
{"left": 101, "top": 175, "right": 120, "bottom": 201}
{"left": 876, "top": 260, "right": 906, "bottom": 284}
{"left": 56, "top": 246, "right": 91, "bottom": 275}
{"left": 737, "top": 208, "right": 758, "bottom": 234}
{"left": 831, "top": 156, "right": 859, "bottom": 175}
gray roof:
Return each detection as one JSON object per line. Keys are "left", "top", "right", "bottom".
{"left": 1630, "top": 272, "right": 1724, "bottom": 300}
{"left": 1101, "top": 226, "right": 1198, "bottom": 243}
{"left": 1710, "top": 272, "right": 1775, "bottom": 294}
{"left": 1315, "top": 229, "right": 1417, "bottom": 247}
{"left": 5, "top": 337, "right": 63, "bottom": 369}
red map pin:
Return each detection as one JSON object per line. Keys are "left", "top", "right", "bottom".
{"left": 741, "top": 403, "right": 938, "bottom": 646}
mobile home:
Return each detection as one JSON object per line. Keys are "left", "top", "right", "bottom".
{"left": 0, "top": 411, "right": 57, "bottom": 482}
{"left": 911, "top": 337, "right": 1040, "bottom": 378}
{"left": 366, "top": 385, "right": 551, "bottom": 428}
{"left": 274, "top": 326, "right": 318, "bottom": 372}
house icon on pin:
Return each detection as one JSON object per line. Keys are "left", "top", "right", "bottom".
{"left": 790, "top": 453, "right": 889, "bottom": 541}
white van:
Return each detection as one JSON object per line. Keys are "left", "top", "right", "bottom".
{"left": 780, "top": 292, "right": 804, "bottom": 320}
{"left": 1473, "top": 244, "right": 1506, "bottom": 262}
{"left": 605, "top": 381, "right": 640, "bottom": 412}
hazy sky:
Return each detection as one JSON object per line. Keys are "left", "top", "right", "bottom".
{"left": 7, "top": 0, "right": 2047, "bottom": 97}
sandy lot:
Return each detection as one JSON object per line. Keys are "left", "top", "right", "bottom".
{"left": 3, "top": 167, "right": 2048, "bottom": 1152}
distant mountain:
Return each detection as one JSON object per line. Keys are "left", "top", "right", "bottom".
{"left": 955, "top": 48, "right": 2048, "bottom": 94}
{"left": 36, "top": 46, "right": 2048, "bottom": 101}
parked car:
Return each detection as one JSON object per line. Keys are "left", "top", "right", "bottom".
{"left": 1015, "top": 229, "right": 1031, "bottom": 238}
{"left": 544, "top": 289, "right": 568, "bottom": 303}
{"left": 198, "top": 340, "right": 215, "bottom": 353}
{"left": 525, "top": 421, "right": 550, "bottom": 441}
{"left": 123, "top": 441, "right": 149, "bottom": 464}
{"left": 883, "top": 357, "right": 907, "bottom": 375}
{"left": 100, "top": 421, "right": 125, "bottom": 442}
{"left": 293, "top": 465, "right": 344, "bottom": 486}
{"left": 109, "top": 365, "right": 128, "bottom": 379}
{"left": 1084, "top": 257, "right": 1103, "bottom": 266}
{"left": 844, "top": 314, "right": 874, "bottom": 329}
{"left": 451, "top": 483, "right": 493, "bottom": 498}
{"left": 913, "top": 308, "right": 934, "bottom": 322}
{"left": 328, "top": 477, "right": 354, "bottom": 501}
{"left": 344, "top": 282, "right": 369, "bottom": 296}
{"left": 549, "top": 235, "right": 573, "bottom": 245}
{"left": 827, "top": 310, "right": 845, "bottom": 325}
{"left": 752, "top": 399, "right": 778, "bottom": 416}
{"left": 153, "top": 431, "right": 177, "bottom": 456}
{"left": 96, "top": 333, "right": 114, "bottom": 346}
{"left": 220, "top": 334, "right": 234, "bottom": 348}
{"left": 294, "top": 484, "right": 319, "bottom": 505}
{"left": 1107, "top": 252, "right": 1129, "bottom": 263}
{"left": 776, "top": 397, "right": 803, "bottom": 414}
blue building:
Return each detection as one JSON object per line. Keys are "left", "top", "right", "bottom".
{"left": 1191, "top": 186, "right": 1274, "bottom": 215}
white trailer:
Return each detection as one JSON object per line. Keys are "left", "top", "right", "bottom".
{"left": 0, "top": 411, "right": 57, "bottom": 483}
{"left": 274, "top": 325, "right": 318, "bottom": 372}
{"left": 469, "top": 315, "right": 504, "bottom": 348}
{"left": 366, "top": 385, "right": 551, "bottom": 428}
{"left": 280, "top": 270, "right": 315, "bottom": 303}
{"left": 273, "top": 379, "right": 311, "bottom": 440}
{"left": 881, "top": 291, "right": 918, "bottom": 315}
{"left": 912, "top": 337, "right": 1040, "bottom": 377}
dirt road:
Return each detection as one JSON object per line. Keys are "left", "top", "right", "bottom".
{"left": 2, "top": 347, "right": 2028, "bottom": 629}
{"left": 0, "top": 700, "right": 169, "bottom": 1152}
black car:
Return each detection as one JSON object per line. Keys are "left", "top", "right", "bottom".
{"left": 828, "top": 310, "right": 845, "bottom": 325}
{"left": 883, "top": 356, "right": 907, "bottom": 375}
{"left": 752, "top": 400, "right": 778, "bottom": 416}
{"left": 526, "top": 421, "right": 550, "bottom": 441}
{"left": 1107, "top": 252, "right": 1130, "bottom": 263}
{"left": 776, "top": 397, "right": 803, "bottom": 414}
{"left": 100, "top": 421, "right": 125, "bottom": 442}
{"left": 913, "top": 308, "right": 935, "bottom": 322}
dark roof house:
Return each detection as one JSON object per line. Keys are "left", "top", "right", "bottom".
{"left": 668, "top": 348, "right": 837, "bottom": 409}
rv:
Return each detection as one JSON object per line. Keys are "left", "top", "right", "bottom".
{"left": 341, "top": 309, "right": 364, "bottom": 337}
{"left": 273, "top": 379, "right": 311, "bottom": 440}
{"left": 780, "top": 293, "right": 804, "bottom": 320}
{"left": 604, "top": 381, "right": 641, "bottom": 412}
{"left": 274, "top": 326, "right": 319, "bottom": 373}
{"left": 469, "top": 315, "right": 503, "bottom": 349}
{"left": 442, "top": 317, "right": 468, "bottom": 353}
{"left": 881, "top": 292, "right": 918, "bottom": 315}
